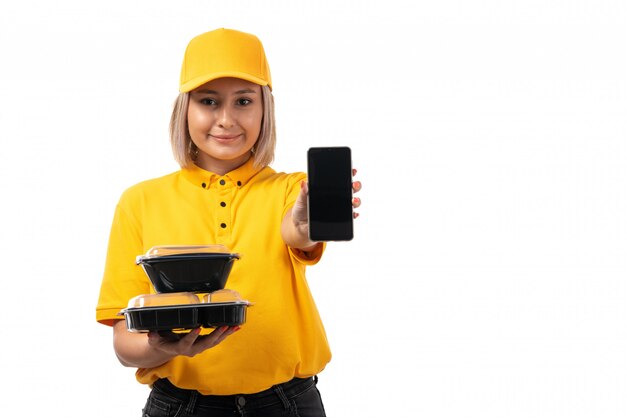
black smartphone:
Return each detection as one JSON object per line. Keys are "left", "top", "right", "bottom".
{"left": 307, "top": 147, "right": 353, "bottom": 241}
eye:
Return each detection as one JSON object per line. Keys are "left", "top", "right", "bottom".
{"left": 199, "top": 98, "right": 217, "bottom": 106}
{"left": 237, "top": 98, "right": 252, "bottom": 106}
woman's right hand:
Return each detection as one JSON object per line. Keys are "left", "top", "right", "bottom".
{"left": 147, "top": 326, "right": 239, "bottom": 358}
{"left": 113, "top": 320, "right": 239, "bottom": 368}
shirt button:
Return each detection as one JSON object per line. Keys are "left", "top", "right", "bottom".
{"left": 237, "top": 396, "right": 246, "bottom": 407}
{"left": 220, "top": 202, "right": 226, "bottom": 207}
{"left": 201, "top": 183, "right": 206, "bottom": 188}
{"left": 220, "top": 223, "right": 227, "bottom": 228}
{"left": 237, "top": 181, "right": 242, "bottom": 186}
{"left": 220, "top": 179, "right": 226, "bottom": 185}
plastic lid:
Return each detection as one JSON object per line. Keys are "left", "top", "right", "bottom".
{"left": 202, "top": 289, "right": 247, "bottom": 304}
{"left": 126, "top": 292, "right": 201, "bottom": 308}
{"left": 136, "top": 245, "right": 238, "bottom": 263}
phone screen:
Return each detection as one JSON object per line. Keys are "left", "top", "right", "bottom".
{"left": 307, "top": 147, "right": 353, "bottom": 241}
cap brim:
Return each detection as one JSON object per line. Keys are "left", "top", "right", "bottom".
{"left": 180, "top": 71, "right": 270, "bottom": 93}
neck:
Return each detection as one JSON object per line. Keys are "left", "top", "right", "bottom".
{"left": 195, "top": 152, "right": 252, "bottom": 175}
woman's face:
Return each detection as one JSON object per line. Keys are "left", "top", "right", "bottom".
{"left": 187, "top": 77, "right": 263, "bottom": 174}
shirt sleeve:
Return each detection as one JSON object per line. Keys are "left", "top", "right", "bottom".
{"left": 95, "top": 191, "right": 151, "bottom": 326}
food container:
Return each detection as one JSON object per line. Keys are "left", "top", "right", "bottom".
{"left": 136, "top": 245, "right": 240, "bottom": 293}
{"left": 125, "top": 292, "right": 201, "bottom": 307}
{"left": 119, "top": 290, "right": 250, "bottom": 333}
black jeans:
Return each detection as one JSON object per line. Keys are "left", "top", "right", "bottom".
{"left": 142, "top": 376, "right": 327, "bottom": 417}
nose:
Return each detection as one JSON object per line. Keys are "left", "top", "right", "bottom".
{"left": 217, "top": 106, "right": 234, "bottom": 128}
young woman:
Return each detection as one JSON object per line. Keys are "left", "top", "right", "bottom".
{"left": 96, "top": 28, "right": 361, "bottom": 417}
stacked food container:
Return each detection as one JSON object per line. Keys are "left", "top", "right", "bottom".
{"left": 119, "top": 245, "right": 250, "bottom": 332}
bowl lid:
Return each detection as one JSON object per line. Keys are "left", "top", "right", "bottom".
{"left": 136, "top": 245, "right": 239, "bottom": 264}
{"left": 125, "top": 292, "right": 201, "bottom": 308}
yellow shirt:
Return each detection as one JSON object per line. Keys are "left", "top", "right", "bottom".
{"left": 96, "top": 158, "right": 331, "bottom": 394}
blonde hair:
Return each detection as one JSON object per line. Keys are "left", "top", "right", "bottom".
{"left": 169, "top": 85, "right": 276, "bottom": 169}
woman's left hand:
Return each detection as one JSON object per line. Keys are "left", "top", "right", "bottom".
{"left": 291, "top": 168, "right": 362, "bottom": 227}
{"left": 284, "top": 168, "right": 362, "bottom": 250}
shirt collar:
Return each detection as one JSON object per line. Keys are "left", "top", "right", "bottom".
{"left": 181, "top": 157, "right": 264, "bottom": 189}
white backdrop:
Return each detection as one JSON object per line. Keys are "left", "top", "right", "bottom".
{"left": 1, "top": 1, "right": 625, "bottom": 416}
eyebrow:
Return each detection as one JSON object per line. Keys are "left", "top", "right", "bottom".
{"left": 193, "top": 89, "right": 258, "bottom": 95}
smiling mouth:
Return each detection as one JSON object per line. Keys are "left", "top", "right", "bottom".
{"left": 211, "top": 134, "right": 242, "bottom": 140}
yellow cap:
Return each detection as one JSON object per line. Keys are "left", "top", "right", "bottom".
{"left": 179, "top": 28, "right": 272, "bottom": 93}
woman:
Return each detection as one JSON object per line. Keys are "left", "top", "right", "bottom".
{"left": 96, "top": 28, "right": 361, "bottom": 416}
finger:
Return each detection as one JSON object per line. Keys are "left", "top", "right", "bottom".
{"left": 176, "top": 327, "right": 201, "bottom": 351}
{"left": 210, "top": 326, "right": 241, "bottom": 345}
{"left": 294, "top": 182, "right": 309, "bottom": 208}
{"left": 203, "top": 326, "right": 229, "bottom": 345}
{"left": 193, "top": 326, "right": 234, "bottom": 351}
{"left": 352, "top": 181, "right": 362, "bottom": 193}
{"left": 352, "top": 197, "right": 361, "bottom": 208}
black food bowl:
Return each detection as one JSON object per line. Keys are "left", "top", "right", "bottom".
{"left": 136, "top": 245, "right": 240, "bottom": 293}
{"left": 121, "top": 302, "right": 249, "bottom": 332}
{"left": 119, "top": 290, "right": 250, "bottom": 332}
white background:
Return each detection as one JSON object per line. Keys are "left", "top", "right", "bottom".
{"left": 1, "top": 0, "right": 625, "bottom": 416}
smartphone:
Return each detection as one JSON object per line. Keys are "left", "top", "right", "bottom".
{"left": 307, "top": 147, "right": 353, "bottom": 241}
